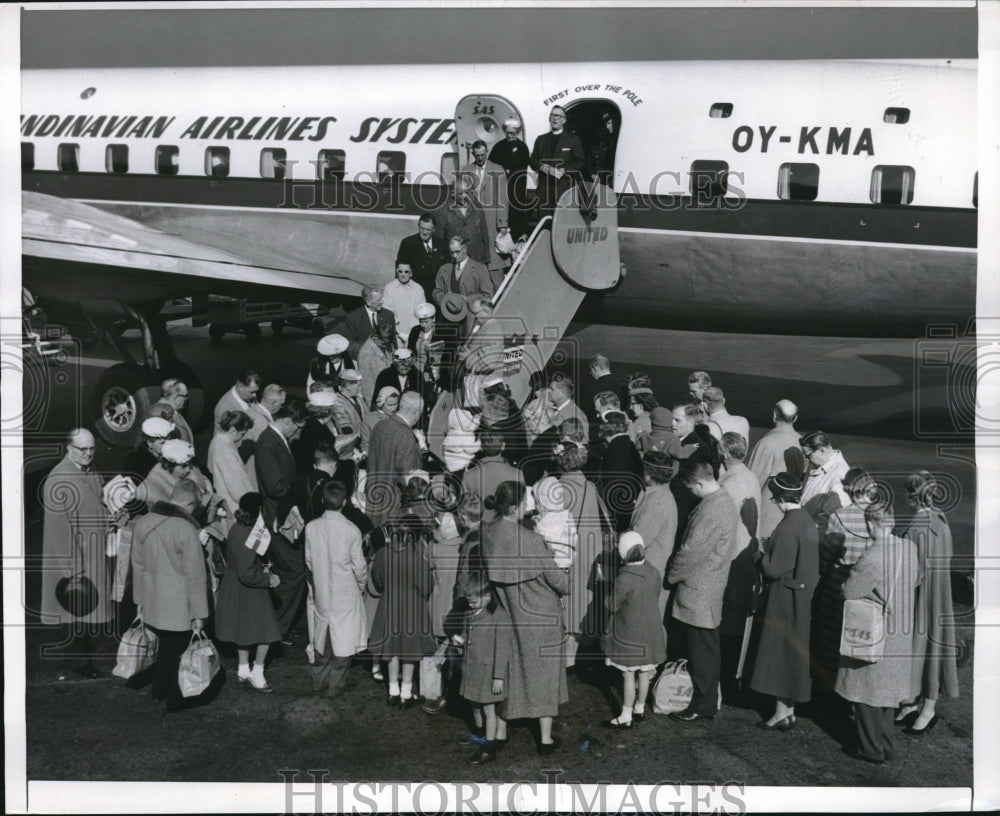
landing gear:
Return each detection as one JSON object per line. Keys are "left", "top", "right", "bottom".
{"left": 80, "top": 298, "right": 207, "bottom": 448}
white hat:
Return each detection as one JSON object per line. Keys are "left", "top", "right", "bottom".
{"left": 307, "top": 390, "right": 337, "bottom": 407}
{"left": 617, "top": 530, "right": 645, "bottom": 561}
{"left": 160, "top": 439, "right": 195, "bottom": 465}
{"left": 483, "top": 373, "right": 504, "bottom": 388}
{"left": 502, "top": 116, "right": 521, "bottom": 131}
{"left": 141, "top": 417, "right": 174, "bottom": 438}
{"left": 414, "top": 302, "right": 436, "bottom": 319}
{"left": 339, "top": 369, "right": 362, "bottom": 382}
{"left": 317, "top": 333, "right": 349, "bottom": 356}
{"left": 393, "top": 348, "right": 413, "bottom": 360}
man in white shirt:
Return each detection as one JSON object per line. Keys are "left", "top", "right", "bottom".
{"left": 703, "top": 386, "right": 750, "bottom": 444}
{"left": 381, "top": 260, "right": 426, "bottom": 341}
{"left": 799, "top": 430, "right": 851, "bottom": 534}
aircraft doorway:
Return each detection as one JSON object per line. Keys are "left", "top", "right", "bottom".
{"left": 564, "top": 100, "right": 621, "bottom": 187}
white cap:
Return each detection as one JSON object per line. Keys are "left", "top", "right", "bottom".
{"left": 307, "top": 390, "right": 337, "bottom": 407}
{"left": 160, "top": 439, "right": 195, "bottom": 465}
{"left": 414, "top": 302, "right": 436, "bottom": 319}
{"left": 617, "top": 530, "right": 645, "bottom": 561}
{"left": 502, "top": 116, "right": 521, "bottom": 131}
{"left": 317, "top": 334, "right": 349, "bottom": 355}
{"left": 141, "top": 417, "right": 174, "bottom": 438}
{"left": 393, "top": 348, "right": 413, "bottom": 360}
{"left": 339, "top": 369, "right": 362, "bottom": 382}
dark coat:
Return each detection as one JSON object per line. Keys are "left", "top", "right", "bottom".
{"left": 749, "top": 508, "right": 819, "bottom": 702}
{"left": 435, "top": 203, "right": 490, "bottom": 266}
{"left": 432, "top": 259, "right": 494, "bottom": 307}
{"left": 397, "top": 232, "right": 450, "bottom": 301}
{"left": 460, "top": 601, "right": 513, "bottom": 705}
{"left": 598, "top": 434, "right": 644, "bottom": 533}
{"left": 254, "top": 426, "right": 299, "bottom": 530}
{"left": 365, "top": 414, "right": 421, "bottom": 527}
{"left": 529, "top": 130, "right": 585, "bottom": 211}
{"left": 294, "top": 417, "right": 336, "bottom": 475}
{"left": 482, "top": 518, "right": 569, "bottom": 719}
{"left": 338, "top": 305, "right": 397, "bottom": 360}
{"left": 307, "top": 351, "right": 356, "bottom": 387}
{"left": 584, "top": 372, "right": 628, "bottom": 420}
{"left": 214, "top": 519, "right": 281, "bottom": 646}
{"left": 488, "top": 137, "right": 531, "bottom": 239}
{"left": 371, "top": 365, "right": 422, "bottom": 410}
{"left": 123, "top": 445, "right": 159, "bottom": 484}
{"left": 603, "top": 561, "right": 667, "bottom": 667}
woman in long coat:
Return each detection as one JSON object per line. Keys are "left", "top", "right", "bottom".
{"left": 555, "top": 437, "right": 607, "bottom": 668}
{"left": 207, "top": 410, "right": 257, "bottom": 529}
{"left": 836, "top": 504, "right": 920, "bottom": 763}
{"left": 481, "top": 481, "right": 569, "bottom": 755}
{"left": 895, "top": 469, "right": 959, "bottom": 734}
{"left": 812, "top": 467, "right": 877, "bottom": 692}
{"left": 215, "top": 493, "right": 281, "bottom": 692}
{"left": 628, "top": 450, "right": 678, "bottom": 624}
{"left": 749, "top": 473, "right": 819, "bottom": 729}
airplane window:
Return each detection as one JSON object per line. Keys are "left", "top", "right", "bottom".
{"left": 57, "top": 143, "right": 79, "bottom": 173}
{"left": 777, "top": 163, "right": 819, "bottom": 201}
{"left": 105, "top": 144, "right": 129, "bottom": 174}
{"left": 377, "top": 150, "right": 406, "bottom": 183}
{"left": 260, "top": 148, "right": 286, "bottom": 180}
{"left": 156, "top": 145, "right": 179, "bottom": 175}
{"left": 709, "top": 103, "right": 733, "bottom": 119}
{"left": 205, "top": 146, "right": 230, "bottom": 178}
{"left": 973, "top": 172, "right": 977, "bottom": 208}
{"left": 870, "top": 165, "right": 914, "bottom": 205}
{"left": 689, "top": 160, "right": 729, "bottom": 203}
{"left": 883, "top": 107, "right": 910, "bottom": 125}
{"left": 317, "top": 149, "right": 346, "bottom": 182}
{"left": 21, "top": 142, "right": 34, "bottom": 172}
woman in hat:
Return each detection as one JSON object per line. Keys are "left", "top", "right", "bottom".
{"left": 124, "top": 416, "right": 177, "bottom": 483}
{"left": 308, "top": 333, "right": 354, "bottom": 390}
{"left": 207, "top": 410, "right": 258, "bottom": 530}
{"left": 625, "top": 372, "right": 658, "bottom": 445}
{"left": 749, "top": 472, "right": 819, "bottom": 730}
{"left": 361, "top": 386, "right": 401, "bottom": 454}
{"left": 214, "top": 492, "right": 282, "bottom": 692}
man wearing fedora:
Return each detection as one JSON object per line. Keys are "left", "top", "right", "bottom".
{"left": 41, "top": 427, "right": 117, "bottom": 677}
{"left": 432, "top": 236, "right": 494, "bottom": 334}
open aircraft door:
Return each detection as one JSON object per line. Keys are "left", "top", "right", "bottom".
{"left": 454, "top": 95, "right": 524, "bottom": 169}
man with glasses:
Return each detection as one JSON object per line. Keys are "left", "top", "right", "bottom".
{"left": 529, "top": 105, "right": 585, "bottom": 218}
{"left": 381, "top": 260, "right": 427, "bottom": 341}
{"left": 799, "top": 430, "right": 851, "bottom": 535}
{"left": 41, "top": 428, "right": 116, "bottom": 678}
{"left": 746, "top": 399, "right": 805, "bottom": 547}
{"left": 155, "top": 379, "right": 194, "bottom": 445}
{"left": 431, "top": 235, "right": 494, "bottom": 322}
{"left": 489, "top": 116, "right": 531, "bottom": 241}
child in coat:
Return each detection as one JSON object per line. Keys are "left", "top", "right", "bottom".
{"left": 532, "top": 476, "right": 578, "bottom": 569}
{"left": 601, "top": 531, "right": 666, "bottom": 728}
{"left": 458, "top": 571, "right": 512, "bottom": 765}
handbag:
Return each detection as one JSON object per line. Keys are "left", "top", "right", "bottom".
{"left": 112, "top": 615, "right": 159, "bottom": 679}
{"left": 55, "top": 574, "right": 99, "bottom": 618}
{"left": 178, "top": 631, "right": 222, "bottom": 697}
{"left": 418, "top": 640, "right": 449, "bottom": 700}
{"left": 839, "top": 545, "right": 900, "bottom": 663}
{"left": 650, "top": 658, "right": 723, "bottom": 714}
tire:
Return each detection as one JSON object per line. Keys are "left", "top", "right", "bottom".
{"left": 245, "top": 324, "right": 262, "bottom": 343}
{"left": 209, "top": 324, "right": 226, "bottom": 342}
{"left": 271, "top": 319, "right": 286, "bottom": 336}
{"left": 92, "top": 364, "right": 159, "bottom": 448}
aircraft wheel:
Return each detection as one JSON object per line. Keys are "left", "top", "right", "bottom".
{"left": 92, "top": 364, "right": 159, "bottom": 448}
{"left": 209, "top": 324, "right": 226, "bottom": 342}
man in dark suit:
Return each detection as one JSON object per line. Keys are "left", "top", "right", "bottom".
{"left": 337, "top": 284, "right": 396, "bottom": 360}
{"left": 397, "top": 214, "right": 450, "bottom": 302}
{"left": 529, "top": 105, "right": 585, "bottom": 217}
{"left": 432, "top": 235, "right": 494, "bottom": 315}
{"left": 254, "top": 399, "right": 310, "bottom": 644}
{"left": 597, "top": 411, "right": 645, "bottom": 533}
{"left": 371, "top": 348, "right": 421, "bottom": 410}
{"left": 584, "top": 353, "right": 628, "bottom": 420}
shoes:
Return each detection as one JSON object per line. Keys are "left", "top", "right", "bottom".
{"left": 601, "top": 718, "right": 634, "bottom": 730}
{"left": 421, "top": 697, "right": 449, "bottom": 715}
{"left": 400, "top": 696, "right": 419, "bottom": 710}
{"left": 279, "top": 636, "right": 295, "bottom": 648}
{"left": 537, "top": 737, "right": 562, "bottom": 756}
{"left": 632, "top": 711, "right": 646, "bottom": 723}
{"left": 469, "top": 746, "right": 497, "bottom": 765}
{"left": 903, "top": 715, "right": 939, "bottom": 737}
{"left": 248, "top": 669, "right": 273, "bottom": 693}
{"left": 236, "top": 673, "right": 251, "bottom": 687}
{"left": 305, "top": 644, "right": 316, "bottom": 665}
{"left": 757, "top": 715, "right": 796, "bottom": 732}
{"left": 459, "top": 730, "right": 487, "bottom": 746}
{"left": 843, "top": 746, "right": 884, "bottom": 765}
{"left": 668, "top": 709, "right": 714, "bottom": 725}
{"left": 372, "top": 669, "right": 385, "bottom": 682}
{"left": 387, "top": 695, "right": 401, "bottom": 708}
{"left": 895, "top": 707, "right": 919, "bottom": 728}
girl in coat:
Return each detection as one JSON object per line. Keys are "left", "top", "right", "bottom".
{"left": 214, "top": 492, "right": 282, "bottom": 693}
{"left": 835, "top": 503, "right": 920, "bottom": 763}
{"left": 459, "top": 571, "right": 512, "bottom": 765}
{"left": 481, "top": 481, "right": 570, "bottom": 755}
{"left": 749, "top": 472, "right": 819, "bottom": 730}
{"left": 368, "top": 485, "right": 437, "bottom": 707}
{"left": 895, "top": 469, "right": 959, "bottom": 735}
{"left": 601, "top": 531, "right": 666, "bottom": 729}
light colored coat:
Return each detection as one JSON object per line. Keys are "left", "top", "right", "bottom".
{"left": 835, "top": 534, "right": 921, "bottom": 707}
{"left": 214, "top": 387, "right": 268, "bottom": 440}
{"left": 357, "top": 338, "right": 396, "bottom": 409}
{"left": 802, "top": 449, "right": 851, "bottom": 531}
{"left": 40, "top": 456, "right": 114, "bottom": 625}
{"left": 207, "top": 431, "right": 257, "bottom": 518}
{"left": 667, "top": 488, "right": 739, "bottom": 629}
{"left": 381, "top": 277, "right": 427, "bottom": 341}
{"left": 745, "top": 424, "right": 806, "bottom": 540}
{"left": 719, "top": 462, "right": 761, "bottom": 555}
{"left": 305, "top": 510, "right": 368, "bottom": 658}
{"left": 706, "top": 408, "right": 750, "bottom": 444}
{"left": 462, "top": 158, "right": 510, "bottom": 275}
{"left": 629, "top": 482, "right": 677, "bottom": 621}
{"left": 131, "top": 502, "right": 209, "bottom": 631}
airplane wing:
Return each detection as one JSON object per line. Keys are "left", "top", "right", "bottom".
{"left": 21, "top": 191, "right": 361, "bottom": 306}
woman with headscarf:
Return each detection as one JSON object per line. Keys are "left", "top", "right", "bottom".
{"left": 214, "top": 492, "right": 282, "bottom": 692}
{"left": 749, "top": 472, "right": 819, "bottom": 730}
{"left": 895, "top": 469, "right": 959, "bottom": 735}
{"left": 481, "top": 481, "right": 569, "bottom": 755}
{"left": 361, "top": 386, "right": 400, "bottom": 455}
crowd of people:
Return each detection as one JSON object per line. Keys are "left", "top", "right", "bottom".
{"left": 41, "top": 343, "right": 961, "bottom": 765}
